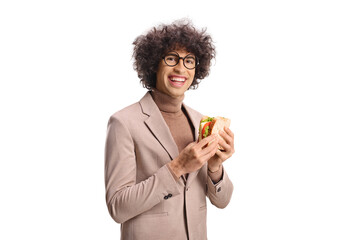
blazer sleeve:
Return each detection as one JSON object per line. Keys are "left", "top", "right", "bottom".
{"left": 104, "top": 116, "right": 181, "bottom": 223}
{"left": 206, "top": 167, "right": 233, "bottom": 209}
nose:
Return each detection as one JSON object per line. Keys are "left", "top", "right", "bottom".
{"left": 173, "top": 58, "right": 186, "bottom": 73}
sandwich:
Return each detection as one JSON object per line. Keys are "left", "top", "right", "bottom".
{"left": 198, "top": 116, "right": 231, "bottom": 150}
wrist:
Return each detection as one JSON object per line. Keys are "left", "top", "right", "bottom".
{"left": 208, "top": 164, "right": 222, "bottom": 173}
{"left": 167, "top": 159, "right": 184, "bottom": 178}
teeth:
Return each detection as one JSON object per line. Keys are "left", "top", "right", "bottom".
{"left": 170, "top": 77, "right": 185, "bottom": 82}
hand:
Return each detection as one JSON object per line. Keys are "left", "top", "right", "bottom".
{"left": 168, "top": 134, "right": 219, "bottom": 178}
{"left": 208, "top": 127, "right": 235, "bottom": 172}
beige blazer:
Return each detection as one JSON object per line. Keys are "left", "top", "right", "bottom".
{"left": 105, "top": 92, "right": 233, "bottom": 240}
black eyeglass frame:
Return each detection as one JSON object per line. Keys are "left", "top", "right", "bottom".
{"left": 162, "top": 52, "right": 199, "bottom": 70}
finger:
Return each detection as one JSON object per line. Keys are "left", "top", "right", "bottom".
{"left": 219, "top": 130, "right": 233, "bottom": 145}
{"left": 199, "top": 137, "right": 219, "bottom": 156}
{"left": 197, "top": 134, "right": 218, "bottom": 149}
{"left": 224, "top": 127, "right": 234, "bottom": 138}
{"left": 217, "top": 137, "right": 232, "bottom": 152}
{"left": 201, "top": 141, "right": 220, "bottom": 162}
{"left": 184, "top": 141, "right": 197, "bottom": 151}
{"left": 215, "top": 149, "right": 227, "bottom": 160}
{"left": 224, "top": 127, "right": 235, "bottom": 148}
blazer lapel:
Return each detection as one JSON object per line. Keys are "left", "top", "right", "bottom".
{"left": 183, "top": 103, "right": 201, "bottom": 143}
{"left": 140, "top": 92, "right": 179, "bottom": 161}
{"left": 182, "top": 103, "right": 203, "bottom": 187}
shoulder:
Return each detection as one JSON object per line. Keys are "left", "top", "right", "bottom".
{"left": 110, "top": 102, "right": 141, "bottom": 120}
{"left": 107, "top": 101, "right": 145, "bottom": 130}
{"left": 108, "top": 91, "right": 152, "bottom": 121}
{"left": 106, "top": 91, "right": 154, "bottom": 130}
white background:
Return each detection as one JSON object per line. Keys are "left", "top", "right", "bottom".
{"left": 1, "top": 0, "right": 359, "bottom": 239}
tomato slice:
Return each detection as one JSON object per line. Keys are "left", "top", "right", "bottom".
{"left": 201, "top": 121, "right": 211, "bottom": 138}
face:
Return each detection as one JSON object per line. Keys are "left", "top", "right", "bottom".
{"left": 155, "top": 49, "right": 196, "bottom": 98}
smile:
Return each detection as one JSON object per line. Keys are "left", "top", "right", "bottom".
{"left": 168, "top": 75, "right": 187, "bottom": 87}
{"left": 169, "top": 76, "right": 186, "bottom": 82}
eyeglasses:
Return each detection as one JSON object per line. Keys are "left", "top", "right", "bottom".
{"left": 162, "top": 52, "right": 198, "bottom": 70}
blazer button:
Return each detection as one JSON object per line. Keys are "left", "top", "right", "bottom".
{"left": 168, "top": 193, "right": 172, "bottom": 198}
{"left": 217, "top": 187, "right": 222, "bottom": 192}
{"left": 164, "top": 195, "right": 169, "bottom": 200}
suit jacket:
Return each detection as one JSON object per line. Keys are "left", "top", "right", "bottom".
{"left": 105, "top": 91, "right": 233, "bottom": 240}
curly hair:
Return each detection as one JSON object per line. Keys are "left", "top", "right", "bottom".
{"left": 132, "top": 19, "right": 216, "bottom": 90}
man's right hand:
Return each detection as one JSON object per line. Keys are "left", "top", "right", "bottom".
{"left": 167, "top": 134, "right": 219, "bottom": 178}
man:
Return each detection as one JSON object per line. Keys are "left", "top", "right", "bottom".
{"left": 105, "top": 20, "right": 234, "bottom": 239}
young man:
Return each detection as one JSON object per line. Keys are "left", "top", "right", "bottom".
{"left": 105, "top": 20, "right": 235, "bottom": 239}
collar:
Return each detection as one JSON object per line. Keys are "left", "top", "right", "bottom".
{"left": 150, "top": 89, "right": 184, "bottom": 113}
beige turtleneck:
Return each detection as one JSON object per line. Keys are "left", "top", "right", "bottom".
{"left": 151, "top": 89, "right": 194, "bottom": 153}
{"left": 151, "top": 89, "right": 222, "bottom": 183}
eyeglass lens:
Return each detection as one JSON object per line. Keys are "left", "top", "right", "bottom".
{"left": 164, "top": 54, "right": 196, "bottom": 69}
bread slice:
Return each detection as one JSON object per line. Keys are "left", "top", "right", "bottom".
{"left": 209, "top": 117, "right": 231, "bottom": 150}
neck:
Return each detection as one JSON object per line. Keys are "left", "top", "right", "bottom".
{"left": 151, "top": 88, "right": 184, "bottom": 113}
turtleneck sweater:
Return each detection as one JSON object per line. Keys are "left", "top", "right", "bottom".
{"left": 151, "top": 89, "right": 194, "bottom": 153}
{"left": 151, "top": 89, "right": 222, "bottom": 183}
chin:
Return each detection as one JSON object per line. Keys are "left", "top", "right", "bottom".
{"left": 168, "top": 89, "right": 185, "bottom": 97}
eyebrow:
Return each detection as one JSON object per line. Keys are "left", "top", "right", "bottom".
{"left": 166, "top": 51, "right": 195, "bottom": 57}
{"left": 167, "top": 52, "right": 179, "bottom": 55}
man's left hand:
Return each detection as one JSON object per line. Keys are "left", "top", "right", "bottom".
{"left": 207, "top": 127, "right": 235, "bottom": 172}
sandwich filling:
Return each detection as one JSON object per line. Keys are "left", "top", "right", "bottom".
{"left": 199, "top": 117, "right": 214, "bottom": 139}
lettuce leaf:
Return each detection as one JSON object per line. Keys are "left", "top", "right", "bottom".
{"left": 200, "top": 117, "right": 213, "bottom": 124}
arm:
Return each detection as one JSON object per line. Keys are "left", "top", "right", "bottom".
{"left": 207, "top": 166, "right": 233, "bottom": 208}
{"left": 206, "top": 127, "right": 235, "bottom": 208}
{"left": 104, "top": 116, "right": 181, "bottom": 223}
{"left": 208, "top": 164, "right": 223, "bottom": 183}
